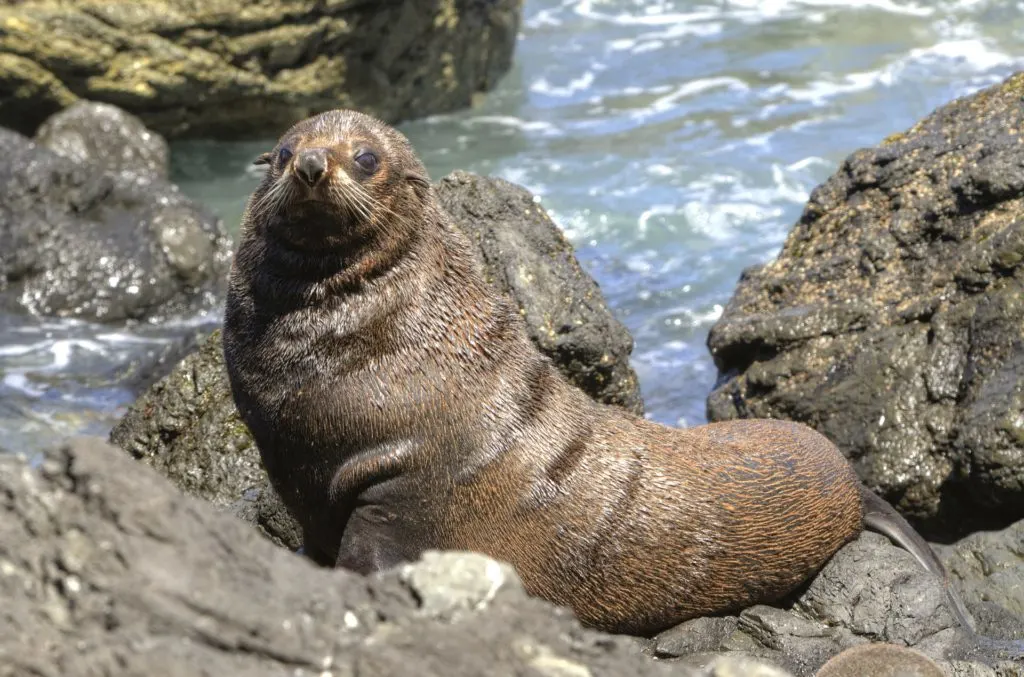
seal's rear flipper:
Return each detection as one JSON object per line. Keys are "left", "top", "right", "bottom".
{"left": 860, "top": 486, "right": 975, "bottom": 635}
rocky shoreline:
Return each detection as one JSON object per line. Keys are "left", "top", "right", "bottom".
{"left": 0, "top": 0, "right": 521, "bottom": 138}
{"left": 0, "top": 33, "right": 1023, "bottom": 677}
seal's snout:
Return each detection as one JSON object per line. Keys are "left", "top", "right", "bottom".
{"left": 295, "top": 148, "right": 328, "bottom": 187}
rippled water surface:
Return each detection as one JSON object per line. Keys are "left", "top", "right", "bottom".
{"left": 4, "top": 0, "right": 1024, "bottom": 454}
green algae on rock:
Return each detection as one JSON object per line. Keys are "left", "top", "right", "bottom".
{"left": 706, "top": 72, "right": 1024, "bottom": 538}
{"left": 0, "top": 0, "right": 522, "bottom": 138}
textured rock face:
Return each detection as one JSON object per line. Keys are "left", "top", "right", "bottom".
{"left": 706, "top": 73, "right": 1024, "bottom": 536}
{"left": 7, "top": 439, "right": 1022, "bottom": 677}
{"left": 110, "top": 171, "right": 643, "bottom": 546}
{"left": 0, "top": 437, "right": 714, "bottom": 677}
{"left": 938, "top": 519, "right": 1024, "bottom": 620}
{"left": 649, "top": 530, "right": 1024, "bottom": 676}
{"left": 0, "top": 0, "right": 522, "bottom": 138}
{"left": 0, "top": 124, "right": 230, "bottom": 323}
{"left": 35, "top": 101, "right": 170, "bottom": 181}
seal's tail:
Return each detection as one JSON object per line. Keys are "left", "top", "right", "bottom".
{"left": 860, "top": 486, "right": 975, "bottom": 635}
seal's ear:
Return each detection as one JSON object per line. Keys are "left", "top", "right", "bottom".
{"left": 253, "top": 152, "right": 272, "bottom": 167}
{"left": 406, "top": 170, "right": 431, "bottom": 200}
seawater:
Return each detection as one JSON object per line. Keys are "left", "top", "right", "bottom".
{"left": 3, "top": 0, "right": 1024, "bottom": 455}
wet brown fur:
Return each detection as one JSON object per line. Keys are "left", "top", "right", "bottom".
{"left": 226, "top": 110, "right": 888, "bottom": 637}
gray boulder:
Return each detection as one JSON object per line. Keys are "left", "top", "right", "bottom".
{"left": 706, "top": 71, "right": 1024, "bottom": 536}
{"left": 0, "top": 0, "right": 521, "bottom": 138}
{"left": 938, "top": 519, "right": 1024, "bottom": 621}
{"left": 110, "top": 172, "right": 644, "bottom": 547}
{"left": 35, "top": 101, "right": 170, "bottom": 182}
{"left": 0, "top": 125, "right": 230, "bottom": 323}
{"left": 0, "top": 435, "right": 793, "bottom": 677}
{"left": 650, "top": 530, "right": 1024, "bottom": 676}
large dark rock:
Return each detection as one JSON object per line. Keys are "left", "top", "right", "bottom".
{"left": 650, "top": 529, "right": 1024, "bottom": 676}
{"left": 0, "top": 435, "right": 801, "bottom": 677}
{"left": 0, "top": 124, "right": 230, "bottom": 323}
{"left": 110, "top": 171, "right": 643, "bottom": 547}
{"left": 706, "top": 72, "right": 1024, "bottom": 537}
{"left": 0, "top": 0, "right": 521, "bottom": 139}
{"left": 436, "top": 170, "right": 644, "bottom": 415}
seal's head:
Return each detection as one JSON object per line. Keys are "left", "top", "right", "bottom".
{"left": 248, "top": 109, "right": 431, "bottom": 251}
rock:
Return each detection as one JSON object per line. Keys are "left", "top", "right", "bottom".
{"left": 0, "top": 0, "right": 521, "bottom": 139}
{"left": 35, "top": 101, "right": 170, "bottom": 181}
{"left": 115, "top": 324, "right": 217, "bottom": 396}
{"left": 938, "top": 519, "right": 1024, "bottom": 621}
{"left": 109, "top": 171, "right": 644, "bottom": 547}
{"left": 0, "top": 125, "right": 230, "bottom": 323}
{"left": 109, "top": 329, "right": 263, "bottom": 510}
{"left": 435, "top": 170, "right": 644, "bottom": 415}
{"left": 649, "top": 530, "right": 1024, "bottom": 677}
{"left": 0, "top": 435, "right": 798, "bottom": 677}
{"left": 706, "top": 72, "right": 1024, "bottom": 536}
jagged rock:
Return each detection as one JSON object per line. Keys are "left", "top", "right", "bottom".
{"left": 110, "top": 329, "right": 262, "bottom": 510}
{"left": 649, "top": 530, "right": 1024, "bottom": 677}
{"left": 110, "top": 171, "right": 644, "bottom": 548}
{"left": 0, "top": 124, "right": 230, "bottom": 323}
{"left": 0, "top": 0, "right": 521, "bottom": 138}
{"left": 706, "top": 72, "right": 1024, "bottom": 537}
{"left": 938, "top": 519, "right": 1024, "bottom": 620}
{"left": 35, "top": 101, "right": 170, "bottom": 181}
{"left": 0, "top": 435, "right": 794, "bottom": 677}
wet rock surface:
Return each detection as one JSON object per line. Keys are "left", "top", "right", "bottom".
{"left": 706, "top": 72, "right": 1024, "bottom": 537}
{"left": 0, "top": 120, "right": 230, "bottom": 323}
{"left": 0, "top": 0, "right": 521, "bottom": 138}
{"left": 109, "top": 171, "right": 644, "bottom": 546}
{"left": 0, "top": 436, "right": 799, "bottom": 677}
{"left": 35, "top": 101, "right": 170, "bottom": 181}
{"left": 109, "top": 329, "right": 263, "bottom": 511}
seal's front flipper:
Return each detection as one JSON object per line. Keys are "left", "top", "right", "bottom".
{"left": 334, "top": 503, "right": 421, "bottom": 574}
{"left": 859, "top": 486, "right": 976, "bottom": 635}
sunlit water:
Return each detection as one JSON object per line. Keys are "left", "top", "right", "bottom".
{"left": 3, "top": 0, "right": 1024, "bottom": 456}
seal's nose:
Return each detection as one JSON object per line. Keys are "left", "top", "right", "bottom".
{"left": 295, "top": 148, "right": 328, "bottom": 187}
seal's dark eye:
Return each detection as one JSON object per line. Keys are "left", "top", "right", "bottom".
{"left": 278, "top": 146, "right": 293, "bottom": 164}
{"left": 355, "top": 151, "right": 378, "bottom": 174}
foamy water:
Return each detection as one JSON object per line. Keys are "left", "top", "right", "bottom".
{"left": 3, "top": 0, "right": 1024, "bottom": 454}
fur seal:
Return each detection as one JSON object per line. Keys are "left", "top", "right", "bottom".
{"left": 223, "top": 109, "right": 972, "bottom": 637}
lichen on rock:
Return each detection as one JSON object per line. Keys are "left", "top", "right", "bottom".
{"left": 0, "top": 0, "right": 523, "bottom": 138}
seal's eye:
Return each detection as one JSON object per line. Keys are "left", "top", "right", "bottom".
{"left": 355, "top": 151, "right": 379, "bottom": 175}
{"left": 278, "top": 146, "right": 294, "bottom": 165}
